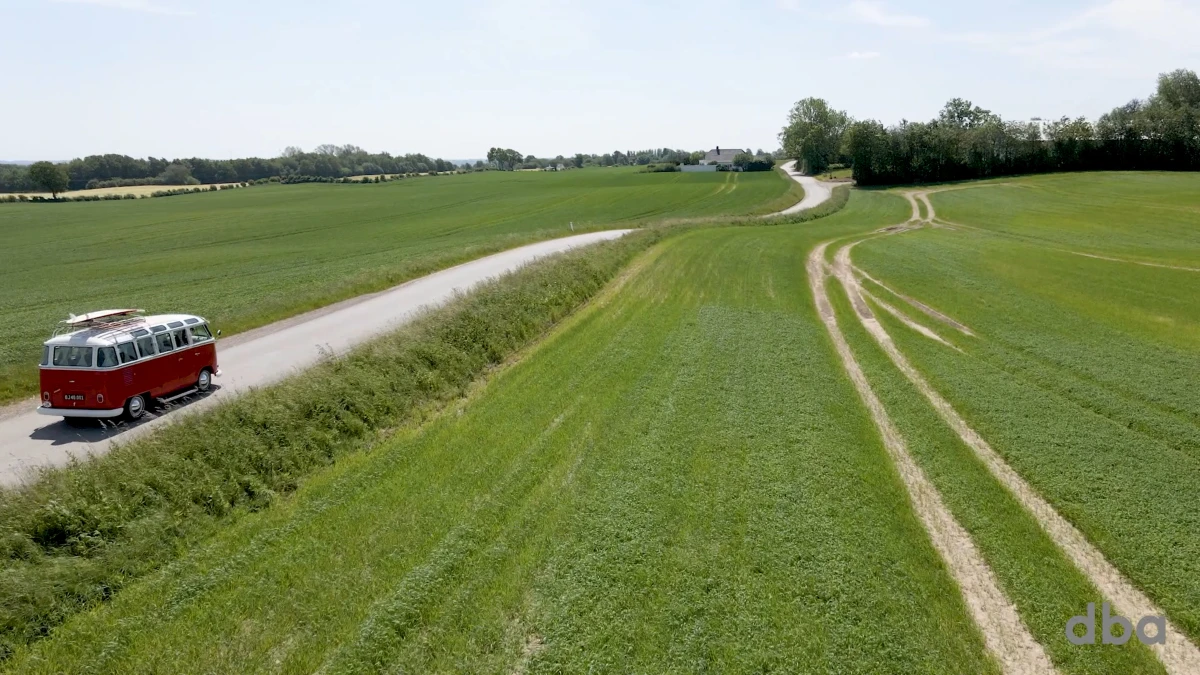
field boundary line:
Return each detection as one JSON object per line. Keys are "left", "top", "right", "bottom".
{"left": 809, "top": 242, "right": 1055, "bottom": 675}
{"left": 834, "top": 236, "right": 1200, "bottom": 674}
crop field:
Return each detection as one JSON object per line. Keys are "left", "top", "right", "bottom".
{"left": 6, "top": 172, "right": 1200, "bottom": 673}
{"left": 835, "top": 172, "right": 1200, "bottom": 672}
{"left": 5, "top": 193, "right": 1016, "bottom": 673}
{"left": 0, "top": 167, "right": 794, "bottom": 403}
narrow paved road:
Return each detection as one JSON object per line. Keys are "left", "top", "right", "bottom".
{"left": 0, "top": 230, "right": 630, "bottom": 486}
{"left": 773, "top": 160, "right": 840, "bottom": 216}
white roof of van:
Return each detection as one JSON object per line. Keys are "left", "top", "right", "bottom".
{"left": 45, "top": 314, "right": 206, "bottom": 348}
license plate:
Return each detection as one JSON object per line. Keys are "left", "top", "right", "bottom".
{"left": 64, "top": 394, "right": 85, "bottom": 402}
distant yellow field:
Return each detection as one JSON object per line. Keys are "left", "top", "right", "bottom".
{"left": 10, "top": 183, "right": 241, "bottom": 199}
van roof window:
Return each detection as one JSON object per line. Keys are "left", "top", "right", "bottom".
{"left": 167, "top": 321, "right": 184, "bottom": 328}
{"left": 185, "top": 318, "right": 199, "bottom": 325}
{"left": 151, "top": 325, "right": 166, "bottom": 333}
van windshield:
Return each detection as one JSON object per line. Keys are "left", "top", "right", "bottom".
{"left": 52, "top": 346, "right": 93, "bottom": 368}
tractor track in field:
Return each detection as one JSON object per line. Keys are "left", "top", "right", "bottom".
{"left": 825, "top": 188, "right": 1200, "bottom": 674}
{"left": 808, "top": 241, "right": 1055, "bottom": 674}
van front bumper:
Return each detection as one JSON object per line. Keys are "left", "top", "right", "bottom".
{"left": 36, "top": 406, "right": 125, "bottom": 418}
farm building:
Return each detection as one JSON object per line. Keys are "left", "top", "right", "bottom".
{"left": 700, "top": 147, "right": 745, "bottom": 167}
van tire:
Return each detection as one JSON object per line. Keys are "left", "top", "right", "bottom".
{"left": 124, "top": 394, "right": 147, "bottom": 421}
{"left": 197, "top": 368, "right": 212, "bottom": 393}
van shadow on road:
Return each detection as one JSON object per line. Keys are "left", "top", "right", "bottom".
{"left": 28, "top": 386, "right": 223, "bottom": 446}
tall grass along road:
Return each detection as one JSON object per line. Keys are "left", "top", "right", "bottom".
{"left": 0, "top": 231, "right": 628, "bottom": 485}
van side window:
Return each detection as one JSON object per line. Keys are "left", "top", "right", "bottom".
{"left": 117, "top": 342, "right": 138, "bottom": 364}
{"left": 52, "top": 346, "right": 93, "bottom": 367}
{"left": 191, "top": 324, "right": 213, "bottom": 342}
{"left": 97, "top": 347, "right": 119, "bottom": 368}
{"left": 172, "top": 328, "right": 190, "bottom": 349}
{"left": 136, "top": 336, "right": 156, "bottom": 358}
{"left": 155, "top": 333, "right": 175, "bottom": 353}
{"left": 41, "top": 346, "right": 49, "bottom": 366}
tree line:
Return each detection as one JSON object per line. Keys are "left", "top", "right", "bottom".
{"left": 0, "top": 145, "right": 459, "bottom": 193}
{"left": 5, "top": 142, "right": 783, "bottom": 197}
{"left": 780, "top": 69, "right": 1200, "bottom": 185}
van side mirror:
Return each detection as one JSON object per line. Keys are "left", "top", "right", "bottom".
{"left": 216, "top": 329, "right": 222, "bottom": 337}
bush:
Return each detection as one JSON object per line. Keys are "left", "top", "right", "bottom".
{"left": 640, "top": 163, "right": 679, "bottom": 173}
{"left": 0, "top": 230, "right": 656, "bottom": 659}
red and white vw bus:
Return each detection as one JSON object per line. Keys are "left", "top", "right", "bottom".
{"left": 38, "top": 309, "right": 220, "bottom": 420}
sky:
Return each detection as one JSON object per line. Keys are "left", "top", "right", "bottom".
{"left": 4, "top": 0, "right": 1200, "bottom": 161}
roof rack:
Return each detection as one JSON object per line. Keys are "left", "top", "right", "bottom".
{"left": 53, "top": 309, "right": 146, "bottom": 337}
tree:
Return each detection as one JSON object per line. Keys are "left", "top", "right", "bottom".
{"left": 158, "top": 163, "right": 196, "bottom": 185}
{"left": 574, "top": 153, "right": 585, "bottom": 168}
{"left": 28, "top": 161, "right": 69, "bottom": 199}
{"left": 938, "top": 98, "right": 998, "bottom": 129}
{"left": 779, "top": 97, "right": 850, "bottom": 174}
{"left": 1155, "top": 69, "right": 1200, "bottom": 110}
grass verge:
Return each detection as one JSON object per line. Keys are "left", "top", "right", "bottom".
{"left": 0, "top": 230, "right": 658, "bottom": 660}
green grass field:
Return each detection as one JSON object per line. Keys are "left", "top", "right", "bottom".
{"left": 4, "top": 193, "right": 1012, "bottom": 673}
{"left": 0, "top": 167, "right": 794, "bottom": 403}
{"left": 6, "top": 172, "right": 1200, "bottom": 672}
{"left": 850, "top": 172, "right": 1200, "bottom": 647}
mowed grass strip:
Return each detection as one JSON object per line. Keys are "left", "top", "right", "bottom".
{"left": 0, "top": 167, "right": 793, "bottom": 403}
{"left": 6, "top": 195, "right": 1000, "bottom": 674}
{"left": 828, "top": 271, "right": 1163, "bottom": 674}
{"left": 851, "top": 175, "right": 1200, "bottom": 642}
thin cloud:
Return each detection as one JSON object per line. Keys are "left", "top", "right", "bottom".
{"left": 49, "top": 0, "right": 194, "bottom": 16}
{"left": 943, "top": 0, "right": 1200, "bottom": 71}
{"left": 847, "top": 51, "right": 881, "bottom": 59}
{"left": 848, "top": 0, "right": 929, "bottom": 28}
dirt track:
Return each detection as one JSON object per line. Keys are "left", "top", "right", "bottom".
{"left": 809, "top": 242, "right": 1054, "bottom": 675}
{"left": 836, "top": 189, "right": 1200, "bottom": 674}
{"left": 773, "top": 161, "right": 839, "bottom": 216}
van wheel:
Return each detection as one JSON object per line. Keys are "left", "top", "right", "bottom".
{"left": 124, "top": 394, "right": 146, "bottom": 420}
{"left": 197, "top": 368, "right": 212, "bottom": 393}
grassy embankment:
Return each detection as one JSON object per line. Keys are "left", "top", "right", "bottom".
{"left": 844, "top": 172, "right": 1200, "bottom": 663}
{"left": 0, "top": 192, "right": 1015, "bottom": 673}
{"left": 0, "top": 167, "right": 794, "bottom": 404}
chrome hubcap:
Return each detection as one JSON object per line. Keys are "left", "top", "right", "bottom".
{"left": 129, "top": 397, "right": 143, "bottom": 416}
{"left": 199, "top": 371, "right": 210, "bottom": 389}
